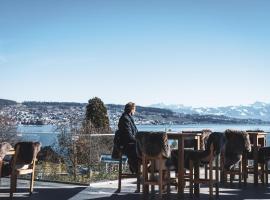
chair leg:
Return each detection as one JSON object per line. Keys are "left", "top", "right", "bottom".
{"left": 189, "top": 160, "right": 194, "bottom": 197}
{"left": 166, "top": 170, "right": 170, "bottom": 194}
{"left": 136, "top": 173, "right": 140, "bottom": 193}
{"left": 0, "top": 160, "right": 2, "bottom": 182}
{"left": 239, "top": 160, "right": 242, "bottom": 187}
{"left": 205, "top": 165, "right": 208, "bottom": 180}
{"left": 150, "top": 160, "right": 154, "bottom": 194}
{"left": 142, "top": 155, "right": 149, "bottom": 196}
{"left": 220, "top": 153, "right": 226, "bottom": 185}
{"left": 116, "top": 158, "right": 122, "bottom": 193}
{"left": 215, "top": 156, "right": 219, "bottom": 198}
{"left": 266, "top": 162, "right": 269, "bottom": 185}
{"left": 243, "top": 154, "right": 248, "bottom": 186}
{"left": 194, "top": 162, "right": 200, "bottom": 198}
{"left": 261, "top": 163, "right": 265, "bottom": 185}
{"left": 30, "top": 171, "right": 35, "bottom": 195}
{"left": 223, "top": 172, "right": 227, "bottom": 185}
{"left": 230, "top": 166, "right": 234, "bottom": 185}
{"left": 10, "top": 173, "right": 17, "bottom": 198}
{"left": 254, "top": 148, "right": 259, "bottom": 186}
{"left": 159, "top": 161, "right": 163, "bottom": 199}
{"left": 209, "top": 161, "right": 213, "bottom": 199}
{"left": 136, "top": 162, "right": 141, "bottom": 193}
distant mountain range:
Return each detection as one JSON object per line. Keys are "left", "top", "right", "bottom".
{"left": 150, "top": 102, "right": 270, "bottom": 121}
{"left": 0, "top": 99, "right": 269, "bottom": 125}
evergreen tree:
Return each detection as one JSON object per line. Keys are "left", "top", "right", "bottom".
{"left": 85, "top": 97, "right": 110, "bottom": 131}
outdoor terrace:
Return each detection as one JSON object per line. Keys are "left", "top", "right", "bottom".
{"left": 1, "top": 176, "right": 270, "bottom": 200}
{"left": 1, "top": 131, "right": 270, "bottom": 199}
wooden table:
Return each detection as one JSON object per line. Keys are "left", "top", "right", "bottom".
{"left": 167, "top": 131, "right": 202, "bottom": 195}
{"left": 246, "top": 131, "right": 267, "bottom": 185}
{"left": 0, "top": 148, "right": 15, "bottom": 179}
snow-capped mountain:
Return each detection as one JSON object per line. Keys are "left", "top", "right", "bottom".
{"left": 150, "top": 102, "right": 270, "bottom": 121}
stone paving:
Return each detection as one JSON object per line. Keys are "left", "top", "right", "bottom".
{"left": 1, "top": 177, "right": 270, "bottom": 200}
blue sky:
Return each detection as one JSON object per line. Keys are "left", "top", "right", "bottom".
{"left": 0, "top": 0, "right": 269, "bottom": 107}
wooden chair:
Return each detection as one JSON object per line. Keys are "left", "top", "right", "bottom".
{"left": 188, "top": 132, "right": 224, "bottom": 200}
{"left": 142, "top": 152, "right": 170, "bottom": 199}
{"left": 0, "top": 142, "right": 13, "bottom": 180}
{"left": 256, "top": 146, "right": 270, "bottom": 185}
{"left": 221, "top": 130, "right": 251, "bottom": 187}
{"left": 221, "top": 153, "right": 246, "bottom": 186}
{"left": 116, "top": 146, "right": 141, "bottom": 193}
{"left": 137, "top": 132, "right": 171, "bottom": 199}
{"left": 10, "top": 142, "right": 41, "bottom": 198}
{"left": 245, "top": 131, "right": 267, "bottom": 185}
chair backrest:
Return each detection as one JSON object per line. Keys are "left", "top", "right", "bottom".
{"left": 224, "top": 129, "right": 251, "bottom": 169}
{"left": 14, "top": 142, "right": 41, "bottom": 165}
{"left": 136, "top": 131, "right": 170, "bottom": 158}
{"left": 200, "top": 129, "right": 212, "bottom": 150}
{"left": 225, "top": 129, "right": 251, "bottom": 153}
{"left": 188, "top": 132, "right": 225, "bottom": 163}
{"left": 258, "top": 146, "right": 270, "bottom": 163}
{"left": 205, "top": 132, "right": 226, "bottom": 156}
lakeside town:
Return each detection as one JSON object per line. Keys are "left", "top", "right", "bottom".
{"left": 0, "top": 99, "right": 269, "bottom": 127}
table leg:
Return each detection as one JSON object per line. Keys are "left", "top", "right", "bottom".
{"left": 178, "top": 137, "right": 184, "bottom": 196}
{"left": 254, "top": 147, "right": 259, "bottom": 186}
{"left": 194, "top": 162, "right": 200, "bottom": 198}
{"left": 0, "top": 160, "right": 2, "bottom": 183}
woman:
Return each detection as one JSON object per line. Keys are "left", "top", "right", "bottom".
{"left": 118, "top": 102, "right": 139, "bottom": 173}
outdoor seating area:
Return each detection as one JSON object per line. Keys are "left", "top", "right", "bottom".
{"left": 1, "top": 130, "right": 270, "bottom": 199}
{"left": 114, "top": 130, "right": 270, "bottom": 199}
{"left": 1, "top": 1, "right": 270, "bottom": 199}
{"left": 0, "top": 142, "right": 41, "bottom": 198}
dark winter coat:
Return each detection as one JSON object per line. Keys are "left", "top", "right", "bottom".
{"left": 118, "top": 112, "right": 138, "bottom": 147}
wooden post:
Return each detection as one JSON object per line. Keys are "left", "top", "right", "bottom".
{"left": 178, "top": 136, "right": 184, "bottom": 195}
{"left": 117, "top": 156, "right": 122, "bottom": 193}
{"left": 215, "top": 155, "right": 219, "bottom": 198}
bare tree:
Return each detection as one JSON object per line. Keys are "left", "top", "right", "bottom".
{"left": 0, "top": 115, "right": 17, "bottom": 144}
{"left": 56, "top": 123, "right": 80, "bottom": 180}
{"left": 82, "top": 121, "right": 113, "bottom": 163}
{"left": 56, "top": 109, "right": 114, "bottom": 181}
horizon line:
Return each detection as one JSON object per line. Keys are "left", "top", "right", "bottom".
{"left": 1, "top": 98, "right": 269, "bottom": 108}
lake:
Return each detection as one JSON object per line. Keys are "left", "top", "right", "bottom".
{"left": 16, "top": 124, "right": 270, "bottom": 147}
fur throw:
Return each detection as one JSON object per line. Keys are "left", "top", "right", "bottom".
{"left": 15, "top": 142, "right": 41, "bottom": 165}
{"left": 224, "top": 129, "right": 251, "bottom": 170}
{"left": 136, "top": 131, "right": 170, "bottom": 158}
{"left": 200, "top": 129, "right": 212, "bottom": 150}
{"left": 258, "top": 147, "right": 270, "bottom": 163}
{"left": 170, "top": 132, "right": 225, "bottom": 170}
{"left": 0, "top": 142, "right": 12, "bottom": 160}
{"left": 187, "top": 132, "right": 225, "bottom": 162}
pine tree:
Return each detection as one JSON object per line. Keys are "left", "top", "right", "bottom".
{"left": 85, "top": 97, "right": 110, "bottom": 131}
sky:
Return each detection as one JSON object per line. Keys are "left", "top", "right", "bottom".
{"left": 0, "top": 0, "right": 270, "bottom": 107}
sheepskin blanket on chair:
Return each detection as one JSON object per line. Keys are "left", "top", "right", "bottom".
{"left": 136, "top": 131, "right": 170, "bottom": 171}
{"left": 258, "top": 147, "right": 270, "bottom": 163}
{"left": 136, "top": 131, "right": 170, "bottom": 158}
{"left": 170, "top": 132, "right": 225, "bottom": 171}
{"left": 15, "top": 142, "right": 42, "bottom": 165}
{"left": 224, "top": 129, "right": 251, "bottom": 170}
{"left": 0, "top": 142, "right": 13, "bottom": 160}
